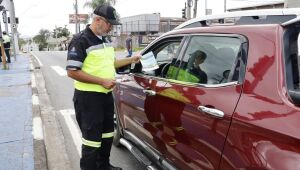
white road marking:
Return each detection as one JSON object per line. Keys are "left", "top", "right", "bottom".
{"left": 60, "top": 109, "right": 81, "bottom": 155}
{"left": 32, "top": 94, "right": 39, "bottom": 105}
{"left": 33, "top": 117, "right": 44, "bottom": 140}
{"left": 31, "top": 74, "right": 36, "bottom": 88}
{"left": 31, "top": 53, "right": 43, "bottom": 67}
{"left": 51, "top": 65, "right": 67, "bottom": 76}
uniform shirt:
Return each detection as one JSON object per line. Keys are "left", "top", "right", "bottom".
{"left": 66, "top": 25, "right": 109, "bottom": 71}
{"left": 3, "top": 34, "right": 10, "bottom": 49}
{"left": 189, "top": 66, "right": 207, "bottom": 84}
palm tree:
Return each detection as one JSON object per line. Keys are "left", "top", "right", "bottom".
{"left": 84, "top": 0, "right": 117, "bottom": 9}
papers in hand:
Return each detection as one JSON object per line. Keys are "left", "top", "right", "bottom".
{"left": 140, "top": 51, "right": 159, "bottom": 71}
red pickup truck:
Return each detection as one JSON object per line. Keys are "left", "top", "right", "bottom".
{"left": 113, "top": 8, "right": 300, "bottom": 170}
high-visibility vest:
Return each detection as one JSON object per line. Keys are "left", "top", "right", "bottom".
{"left": 3, "top": 35, "right": 10, "bottom": 44}
{"left": 166, "top": 65, "right": 200, "bottom": 83}
{"left": 75, "top": 44, "right": 116, "bottom": 93}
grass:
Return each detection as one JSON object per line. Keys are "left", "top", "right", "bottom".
{"left": 114, "top": 47, "right": 144, "bottom": 52}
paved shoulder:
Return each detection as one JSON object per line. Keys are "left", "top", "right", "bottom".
{"left": 0, "top": 55, "right": 34, "bottom": 170}
{"left": 30, "top": 53, "right": 72, "bottom": 170}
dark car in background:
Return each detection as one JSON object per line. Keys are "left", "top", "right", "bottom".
{"left": 113, "top": 8, "right": 300, "bottom": 170}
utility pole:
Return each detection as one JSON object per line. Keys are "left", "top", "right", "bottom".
{"left": 224, "top": 0, "right": 227, "bottom": 12}
{"left": 205, "top": 0, "right": 207, "bottom": 15}
{"left": 0, "top": 4, "right": 7, "bottom": 69}
{"left": 193, "top": 0, "right": 198, "bottom": 18}
{"left": 9, "top": 0, "right": 18, "bottom": 60}
{"left": 75, "top": 0, "right": 79, "bottom": 34}
{"left": 2, "top": 10, "right": 8, "bottom": 33}
{"left": 0, "top": 25, "right": 7, "bottom": 69}
{"left": 187, "top": 0, "right": 193, "bottom": 20}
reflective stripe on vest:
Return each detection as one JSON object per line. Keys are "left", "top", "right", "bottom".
{"left": 102, "top": 132, "right": 114, "bottom": 138}
{"left": 75, "top": 44, "right": 116, "bottom": 93}
{"left": 82, "top": 138, "right": 101, "bottom": 148}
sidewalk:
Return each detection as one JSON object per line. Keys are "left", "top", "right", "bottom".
{"left": 0, "top": 54, "right": 71, "bottom": 170}
{"left": 0, "top": 55, "right": 34, "bottom": 170}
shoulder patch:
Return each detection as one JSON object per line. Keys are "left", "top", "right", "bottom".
{"left": 68, "top": 47, "right": 78, "bottom": 57}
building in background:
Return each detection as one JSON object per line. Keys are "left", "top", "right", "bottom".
{"left": 160, "top": 17, "right": 187, "bottom": 33}
{"left": 116, "top": 14, "right": 186, "bottom": 48}
{"left": 228, "top": 0, "right": 300, "bottom": 12}
{"left": 115, "top": 0, "right": 300, "bottom": 48}
{"left": 285, "top": 0, "right": 300, "bottom": 8}
{"left": 121, "top": 14, "right": 160, "bottom": 35}
{"left": 228, "top": 1, "right": 284, "bottom": 12}
{"left": 22, "top": 39, "right": 38, "bottom": 53}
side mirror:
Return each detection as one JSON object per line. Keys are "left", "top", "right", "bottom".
{"left": 116, "top": 65, "right": 130, "bottom": 74}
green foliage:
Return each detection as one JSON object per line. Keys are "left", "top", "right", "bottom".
{"left": 83, "top": 0, "right": 117, "bottom": 9}
{"left": 83, "top": 0, "right": 120, "bottom": 22}
{"left": 52, "top": 26, "right": 71, "bottom": 38}
{"left": 33, "top": 29, "right": 51, "bottom": 50}
{"left": 18, "top": 38, "right": 26, "bottom": 48}
{"left": 114, "top": 47, "right": 143, "bottom": 52}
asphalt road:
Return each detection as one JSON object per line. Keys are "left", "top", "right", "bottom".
{"left": 31, "top": 51, "right": 145, "bottom": 170}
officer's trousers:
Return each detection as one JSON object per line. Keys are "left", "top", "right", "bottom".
{"left": 73, "top": 89, "right": 114, "bottom": 170}
{"left": 5, "top": 49, "right": 10, "bottom": 63}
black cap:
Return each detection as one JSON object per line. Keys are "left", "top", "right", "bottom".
{"left": 93, "top": 5, "right": 121, "bottom": 25}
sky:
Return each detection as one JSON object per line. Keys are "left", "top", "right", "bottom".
{"left": 11, "top": 0, "right": 282, "bottom": 38}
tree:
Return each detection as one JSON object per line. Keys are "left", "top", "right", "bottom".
{"left": 83, "top": 0, "right": 117, "bottom": 9}
{"left": 33, "top": 29, "right": 51, "bottom": 51}
{"left": 83, "top": 0, "right": 120, "bottom": 22}
{"left": 52, "top": 26, "right": 71, "bottom": 38}
{"left": 18, "top": 38, "right": 26, "bottom": 49}
{"left": 51, "top": 26, "right": 71, "bottom": 51}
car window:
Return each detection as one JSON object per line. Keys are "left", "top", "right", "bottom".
{"left": 177, "top": 35, "right": 242, "bottom": 85}
{"left": 140, "top": 37, "right": 184, "bottom": 77}
{"left": 156, "top": 42, "right": 181, "bottom": 62}
{"left": 284, "top": 25, "right": 300, "bottom": 106}
{"left": 284, "top": 26, "right": 300, "bottom": 91}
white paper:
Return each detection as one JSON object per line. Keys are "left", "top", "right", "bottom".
{"left": 140, "top": 51, "right": 159, "bottom": 71}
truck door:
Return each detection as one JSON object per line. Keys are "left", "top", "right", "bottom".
{"left": 116, "top": 36, "right": 185, "bottom": 152}
{"left": 152, "top": 35, "right": 247, "bottom": 170}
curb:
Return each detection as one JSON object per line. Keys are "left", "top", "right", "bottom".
{"left": 30, "top": 53, "right": 72, "bottom": 170}
{"left": 30, "top": 58, "right": 47, "bottom": 170}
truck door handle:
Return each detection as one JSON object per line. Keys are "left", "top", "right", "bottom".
{"left": 198, "top": 106, "right": 224, "bottom": 118}
{"left": 143, "top": 89, "right": 156, "bottom": 96}
{"left": 120, "top": 78, "right": 130, "bottom": 82}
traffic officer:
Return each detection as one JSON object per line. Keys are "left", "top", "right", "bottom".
{"left": 3, "top": 31, "right": 11, "bottom": 63}
{"left": 0, "top": 31, "right": 11, "bottom": 63}
{"left": 66, "top": 5, "right": 140, "bottom": 170}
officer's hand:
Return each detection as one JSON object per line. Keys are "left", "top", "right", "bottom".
{"left": 131, "top": 55, "right": 141, "bottom": 64}
{"left": 101, "top": 79, "right": 116, "bottom": 89}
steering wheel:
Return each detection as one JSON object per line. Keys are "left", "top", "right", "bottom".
{"left": 160, "top": 63, "right": 171, "bottom": 78}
